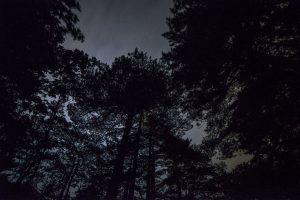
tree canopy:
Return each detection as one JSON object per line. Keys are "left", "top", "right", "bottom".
{"left": 164, "top": 0, "right": 300, "bottom": 198}
{"left": 1, "top": 0, "right": 299, "bottom": 199}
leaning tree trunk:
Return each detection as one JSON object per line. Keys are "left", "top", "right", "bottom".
{"left": 146, "top": 132, "right": 156, "bottom": 200}
{"left": 16, "top": 159, "right": 37, "bottom": 184}
{"left": 106, "top": 111, "right": 135, "bottom": 200}
{"left": 128, "top": 113, "right": 143, "bottom": 200}
{"left": 59, "top": 155, "right": 79, "bottom": 200}
{"left": 63, "top": 156, "right": 80, "bottom": 200}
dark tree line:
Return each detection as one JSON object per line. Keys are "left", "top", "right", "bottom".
{"left": 1, "top": 0, "right": 300, "bottom": 200}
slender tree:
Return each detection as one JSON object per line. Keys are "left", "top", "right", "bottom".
{"left": 104, "top": 50, "right": 167, "bottom": 200}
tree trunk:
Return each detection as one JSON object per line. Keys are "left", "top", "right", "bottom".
{"left": 63, "top": 157, "right": 80, "bottom": 200}
{"left": 146, "top": 133, "right": 155, "bottom": 200}
{"left": 128, "top": 113, "right": 143, "bottom": 200}
{"left": 123, "top": 181, "right": 130, "bottom": 200}
{"left": 16, "top": 159, "right": 36, "bottom": 184}
{"left": 106, "top": 111, "right": 135, "bottom": 200}
{"left": 177, "top": 181, "right": 182, "bottom": 200}
{"left": 59, "top": 156, "right": 78, "bottom": 200}
{"left": 174, "top": 163, "right": 182, "bottom": 200}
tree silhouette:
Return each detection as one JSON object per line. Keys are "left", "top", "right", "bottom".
{"left": 98, "top": 50, "right": 167, "bottom": 200}
{"left": 4, "top": 0, "right": 300, "bottom": 199}
{"left": 0, "top": 0, "right": 83, "bottom": 173}
{"left": 164, "top": 0, "right": 300, "bottom": 198}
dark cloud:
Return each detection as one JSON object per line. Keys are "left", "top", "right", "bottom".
{"left": 65, "top": 0, "right": 172, "bottom": 64}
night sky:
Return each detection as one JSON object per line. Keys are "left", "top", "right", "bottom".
{"left": 64, "top": 0, "right": 206, "bottom": 144}
{"left": 65, "top": 0, "right": 173, "bottom": 64}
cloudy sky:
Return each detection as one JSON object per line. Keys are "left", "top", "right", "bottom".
{"left": 65, "top": 0, "right": 173, "bottom": 64}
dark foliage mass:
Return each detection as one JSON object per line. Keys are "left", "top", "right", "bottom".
{"left": 0, "top": 0, "right": 299, "bottom": 199}
{"left": 164, "top": 0, "right": 300, "bottom": 199}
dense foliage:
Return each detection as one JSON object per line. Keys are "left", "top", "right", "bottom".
{"left": 0, "top": 0, "right": 299, "bottom": 199}
{"left": 164, "top": 0, "right": 300, "bottom": 199}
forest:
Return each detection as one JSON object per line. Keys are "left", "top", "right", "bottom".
{"left": 0, "top": 0, "right": 300, "bottom": 199}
